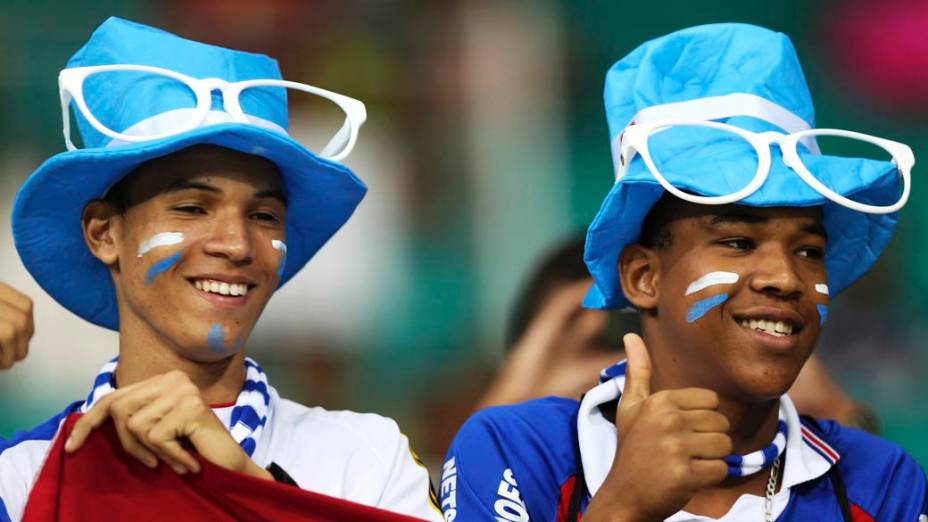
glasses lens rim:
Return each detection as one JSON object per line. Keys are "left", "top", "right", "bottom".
{"left": 643, "top": 122, "right": 765, "bottom": 203}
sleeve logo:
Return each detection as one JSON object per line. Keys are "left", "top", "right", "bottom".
{"left": 495, "top": 468, "right": 529, "bottom": 521}
{"left": 440, "top": 457, "right": 458, "bottom": 521}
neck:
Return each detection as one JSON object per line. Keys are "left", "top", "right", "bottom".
{"left": 638, "top": 324, "right": 786, "bottom": 517}
{"left": 642, "top": 324, "right": 781, "bottom": 454}
{"left": 115, "top": 311, "right": 246, "bottom": 405}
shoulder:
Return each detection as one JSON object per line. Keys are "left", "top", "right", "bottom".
{"left": 813, "top": 419, "right": 927, "bottom": 519}
{"left": 0, "top": 402, "right": 81, "bottom": 522}
{"left": 270, "top": 397, "right": 407, "bottom": 466}
{"left": 455, "top": 396, "right": 580, "bottom": 445}
{"left": 266, "top": 398, "right": 440, "bottom": 520}
{"left": 442, "top": 397, "right": 581, "bottom": 522}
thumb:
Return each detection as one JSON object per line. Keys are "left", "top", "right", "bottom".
{"left": 620, "top": 333, "right": 652, "bottom": 409}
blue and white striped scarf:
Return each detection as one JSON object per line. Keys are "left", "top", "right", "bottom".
{"left": 80, "top": 357, "right": 271, "bottom": 457}
{"left": 599, "top": 361, "right": 787, "bottom": 478}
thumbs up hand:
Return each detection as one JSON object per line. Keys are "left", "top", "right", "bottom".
{"left": 582, "top": 334, "right": 732, "bottom": 522}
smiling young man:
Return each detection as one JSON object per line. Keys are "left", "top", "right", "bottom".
{"left": 0, "top": 18, "right": 440, "bottom": 522}
{"left": 440, "top": 24, "right": 927, "bottom": 521}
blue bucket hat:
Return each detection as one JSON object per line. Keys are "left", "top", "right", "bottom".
{"left": 584, "top": 23, "right": 904, "bottom": 310}
{"left": 12, "top": 17, "right": 367, "bottom": 330}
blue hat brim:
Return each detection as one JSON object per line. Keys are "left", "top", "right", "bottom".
{"left": 12, "top": 123, "right": 366, "bottom": 330}
{"left": 583, "top": 154, "right": 900, "bottom": 309}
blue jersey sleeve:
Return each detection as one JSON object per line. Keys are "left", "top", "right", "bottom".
{"left": 822, "top": 420, "right": 928, "bottom": 520}
{"left": 872, "top": 451, "right": 927, "bottom": 520}
{"left": 440, "top": 398, "right": 581, "bottom": 522}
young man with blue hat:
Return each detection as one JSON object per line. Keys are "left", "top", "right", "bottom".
{"left": 441, "top": 24, "right": 927, "bottom": 521}
{"left": 0, "top": 17, "right": 440, "bottom": 521}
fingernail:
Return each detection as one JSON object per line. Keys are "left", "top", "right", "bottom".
{"left": 64, "top": 436, "right": 74, "bottom": 452}
{"left": 172, "top": 464, "right": 187, "bottom": 475}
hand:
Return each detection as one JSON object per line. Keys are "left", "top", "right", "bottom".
{"left": 478, "top": 280, "right": 621, "bottom": 409}
{"left": 582, "top": 334, "right": 731, "bottom": 522}
{"left": 65, "top": 370, "right": 271, "bottom": 480}
{"left": 0, "top": 283, "right": 34, "bottom": 370}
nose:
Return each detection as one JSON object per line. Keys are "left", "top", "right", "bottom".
{"left": 748, "top": 245, "right": 803, "bottom": 300}
{"left": 203, "top": 214, "right": 254, "bottom": 265}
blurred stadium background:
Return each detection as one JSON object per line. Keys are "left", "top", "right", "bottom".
{"left": 1, "top": 0, "right": 926, "bottom": 473}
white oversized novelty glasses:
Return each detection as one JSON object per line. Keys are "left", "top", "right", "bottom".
{"left": 614, "top": 94, "right": 914, "bottom": 214}
{"left": 58, "top": 64, "right": 367, "bottom": 162}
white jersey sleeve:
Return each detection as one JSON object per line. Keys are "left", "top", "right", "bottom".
{"left": 375, "top": 421, "right": 442, "bottom": 521}
{"left": 0, "top": 404, "right": 77, "bottom": 522}
{"left": 259, "top": 399, "right": 441, "bottom": 521}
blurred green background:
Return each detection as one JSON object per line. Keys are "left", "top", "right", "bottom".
{"left": 1, "top": 0, "right": 925, "bottom": 471}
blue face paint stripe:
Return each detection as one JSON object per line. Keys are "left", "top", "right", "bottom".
{"left": 144, "top": 251, "right": 181, "bottom": 284}
{"left": 277, "top": 249, "right": 287, "bottom": 278}
{"left": 207, "top": 324, "right": 225, "bottom": 353}
{"left": 817, "top": 304, "right": 828, "bottom": 326}
{"left": 272, "top": 240, "right": 288, "bottom": 279}
{"left": 686, "top": 294, "right": 729, "bottom": 323}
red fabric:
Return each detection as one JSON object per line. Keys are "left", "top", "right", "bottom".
{"left": 850, "top": 502, "right": 875, "bottom": 522}
{"left": 22, "top": 413, "right": 425, "bottom": 522}
{"left": 555, "top": 475, "right": 580, "bottom": 522}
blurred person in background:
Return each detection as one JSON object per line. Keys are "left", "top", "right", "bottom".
{"left": 442, "top": 24, "right": 926, "bottom": 521}
{"left": 477, "top": 235, "right": 880, "bottom": 434}
{"left": 0, "top": 17, "right": 439, "bottom": 521}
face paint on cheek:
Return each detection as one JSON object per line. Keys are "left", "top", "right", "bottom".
{"left": 817, "top": 304, "right": 828, "bottom": 326}
{"left": 208, "top": 323, "right": 226, "bottom": 353}
{"left": 271, "top": 240, "right": 287, "bottom": 279}
{"left": 813, "top": 283, "right": 829, "bottom": 325}
{"left": 685, "top": 271, "right": 739, "bottom": 296}
{"left": 137, "top": 232, "right": 184, "bottom": 257}
{"left": 144, "top": 252, "right": 181, "bottom": 284}
{"left": 686, "top": 293, "right": 730, "bottom": 323}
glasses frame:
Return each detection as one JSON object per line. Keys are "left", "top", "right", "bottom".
{"left": 58, "top": 64, "right": 367, "bottom": 162}
{"left": 617, "top": 120, "right": 913, "bottom": 215}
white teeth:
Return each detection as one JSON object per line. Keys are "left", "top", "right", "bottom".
{"left": 193, "top": 279, "right": 249, "bottom": 297}
{"left": 740, "top": 318, "right": 793, "bottom": 337}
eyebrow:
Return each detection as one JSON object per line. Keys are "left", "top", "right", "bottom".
{"left": 254, "top": 188, "right": 288, "bottom": 206}
{"left": 707, "top": 212, "right": 827, "bottom": 240}
{"left": 800, "top": 222, "right": 828, "bottom": 241}
{"left": 166, "top": 180, "right": 221, "bottom": 195}
{"left": 166, "top": 180, "right": 287, "bottom": 206}
{"left": 708, "top": 213, "right": 769, "bottom": 227}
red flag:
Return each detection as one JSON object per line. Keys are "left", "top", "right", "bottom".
{"left": 23, "top": 413, "right": 426, "bottom": 521}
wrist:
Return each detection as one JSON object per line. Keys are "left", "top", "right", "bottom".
{"left": 242, "top": 459, "right": 274, "bottom": 481}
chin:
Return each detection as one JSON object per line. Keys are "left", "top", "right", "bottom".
{"left": 731, "top": 365, "right": 800, "bottom": 403}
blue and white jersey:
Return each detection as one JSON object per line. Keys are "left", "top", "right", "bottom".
{"left": 441, "top": 363, "right": 928, "bottom": 521}
{"left": 0, "top": 364, "right": 442, "bottom": 522}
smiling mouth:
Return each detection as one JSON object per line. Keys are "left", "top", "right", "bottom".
{"left": 737, "top": 318, "right": 795, "bottom": 337}
{"left": 190, "top": 278, "right": 253, "bottom": 297}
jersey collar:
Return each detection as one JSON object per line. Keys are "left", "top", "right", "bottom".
{"left": 577, "top": 361, "right": 841, "bottom": 500}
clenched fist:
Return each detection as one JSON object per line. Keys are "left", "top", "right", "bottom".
{"left": 0, "top": 283, "right": 34, "bottom": 370}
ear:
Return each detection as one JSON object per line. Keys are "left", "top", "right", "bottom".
{"left": 81, "top": 199, "right": 123, "bottom": 266}
{"left": 618, "top": 243, "right": 660, "bottom": 310}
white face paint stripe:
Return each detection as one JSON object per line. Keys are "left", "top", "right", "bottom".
{"left": 137, "top": 232, "right": 184, "bottom": 257}
{"left": 685, "top": 271, "right": 740, "bottom": 296}
{"left": 271, "top": 239, "right": 287, "bottom": 253}
{"left": 815, "top": 283, "right": 829, "bottom": 296}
